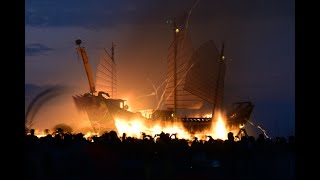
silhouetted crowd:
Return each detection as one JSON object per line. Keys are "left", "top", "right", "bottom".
{"left": 25, "top": 128, "right": 295, "bottom": 180}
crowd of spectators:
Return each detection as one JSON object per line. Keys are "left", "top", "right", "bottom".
{"left": 25, "top": 128, "right": 295, "bottom": 180}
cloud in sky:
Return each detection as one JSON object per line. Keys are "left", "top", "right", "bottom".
{"left": 25, "top": 0, "right": 294, "bottom": 29}
{"left": 25, "top": 43, "right": 54, "bottom": 56}
{"left": 25, "top": 0, "right": 145, "bottom": 28}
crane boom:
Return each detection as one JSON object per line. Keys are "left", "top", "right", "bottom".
{"left": 75, "top": 39, "right": 96, "bottom": 95}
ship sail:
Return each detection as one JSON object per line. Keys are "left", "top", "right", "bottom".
{"left": 164, "top": 14, "right": 203, "bottom": 111}
{"left": 95, "top": 45, "right": 117, "bottom": 98}
{"left": 184, "top": 40, "right": 226, "bottom": 111}
{"left": 164, "top": 14, "right": 226, "bottom": 116}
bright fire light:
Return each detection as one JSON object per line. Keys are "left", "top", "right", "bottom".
{"left": 115, "top": 119, "right": 146, "bottom": 139}
{"left": 115, "top": 118, "right": 193, "bottom": 140}
{"left": 212, "top": 112, "right": 228, "bottom": 140}
{"left": 84, "top": 132, "right": 99, "bottom": 139}
{"left": 30, "top": 111, "right": 240, "bottom": 142}
{"left": 114, "top": 110, "right": 232, "bottom": 141}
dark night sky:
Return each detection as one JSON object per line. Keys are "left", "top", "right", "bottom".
{"left": 25, "top": 0, "right": 295, "bottom": 138}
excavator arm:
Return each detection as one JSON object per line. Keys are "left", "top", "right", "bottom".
{"left": 76, "top": 39, "right": 96, "bottom": 94}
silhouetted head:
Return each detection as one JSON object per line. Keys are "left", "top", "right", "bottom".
{"left": 159, "top": 131, "right": 166, "bottom": 140}
{"left": 46, "top": 134, "right": 53, "bottom": 139}
{"left": 109, "top": 130, "right": 118, "bottom": 139}
{"left": 257, "top": 134, "right": 265, "bottom": 144}
{"left": 207, "top": 136, "right": 214, "bottom": 142}
{"left": 248, "top": 136, "right": 255, "bottom": 142}
{"left": 122, "top": 133, "right": 126, "bottom": 141}
{"left": 102, "top": 132, "right": 110, "bottom": 139}
{"left": 54, "top": 133, "right": 62, "bottom": 140}
{"left": 241, "top": 136, "right": 248, "bottom": 141}
{"left": 30, "top": 129, "right": 35, "bottom": 136}
{"left": 56, "top": 128, "right": 63, "bottom": 134}
{"left": 228, "top": 132, "right": 234, "bottom": 142}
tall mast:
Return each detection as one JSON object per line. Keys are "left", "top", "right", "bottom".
{"left": 173, "top": 19, "right": 178, "bottom": 118}
{"left": 212, "top": 42, "right": 225, "bottom": 116}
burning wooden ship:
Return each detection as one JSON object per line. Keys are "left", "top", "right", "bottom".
{"left": 72, "top": 12, "right": 254, "bottom": 136}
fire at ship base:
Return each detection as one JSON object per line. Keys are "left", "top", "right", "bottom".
{"left": 113, "top": 109, "right": 249, "bottom": 141}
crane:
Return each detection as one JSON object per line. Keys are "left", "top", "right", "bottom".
{"left": 75, "top": 39, "right": 96, "bottom": 95}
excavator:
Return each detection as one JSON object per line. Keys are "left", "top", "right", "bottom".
{"left": 73, "top": 39, "right": 143, "bottom": 134}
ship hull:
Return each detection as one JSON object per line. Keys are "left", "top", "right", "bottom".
{"left": 73, "top": 93, "right": 144, "bottom": 134}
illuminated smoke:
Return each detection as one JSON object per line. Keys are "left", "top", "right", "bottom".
{"left": 25, "top": 86, "right": 67, "bottom": 129}
{"left": 154, "top": 76, "right": 172, "bottom": 111}
{"left": 247, "top": 120, "right": 269, "bottom": 138}
{"left": 182, "top": 0, "right": 201, "bottom": 47}
{"left": 135, "top": 75, "right": 169, "bottom": 111}
{"left": 53, "top": 123, "right": 73, "bottom": 133}
{"left": 147, "top": 61, "right": 195, "bottom": 112}
{"left": 136, "top": 92, "right": 156, "bottom": 99}
{"left": 136, "top": 77, "right": 160, "bottom": 100}
{"left": 157, "top": 62, "right": 195, "bottom": 111}
{"left": 147, "top": 77, "right": 167, "bottom": 102}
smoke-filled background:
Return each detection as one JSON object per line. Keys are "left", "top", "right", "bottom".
{"left": 25, "top": 0, "right": 294, "bottom": 138}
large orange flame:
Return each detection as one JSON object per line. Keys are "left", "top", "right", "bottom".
{"left": 32, "top": 110, "right": 240, "bottom": 142}
{"left": 211, "top": 112, "right": 228, "bottom": 140}
{"left": 114, "top": 110, "right": 233, "bottom": 141}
